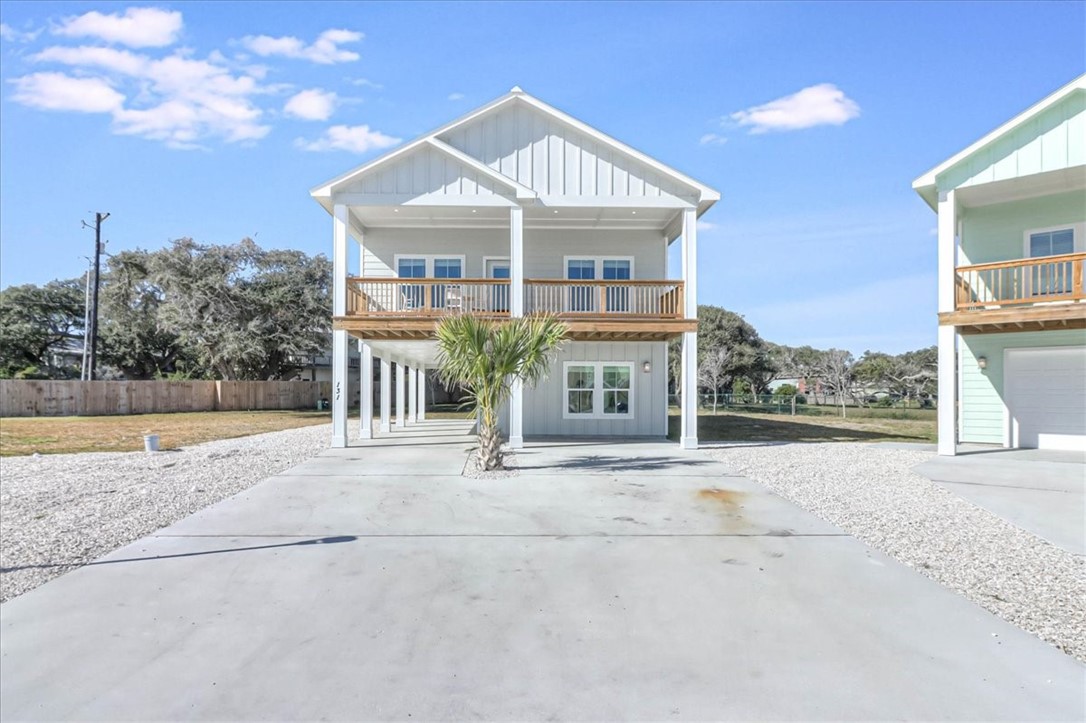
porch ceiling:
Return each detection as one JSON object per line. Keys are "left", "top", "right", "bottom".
{"left": 347, "top": 203, "right": 679, "bottom": 231}
{"left": 955, "top": 166, "right": 1086, "bottom": 208}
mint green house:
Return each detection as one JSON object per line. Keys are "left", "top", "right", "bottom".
{"left": 913, "top": 74, "right": 1085, "bottom": 455}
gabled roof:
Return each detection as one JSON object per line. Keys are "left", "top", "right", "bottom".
{"left": 912, "top": 73, "right": 1086, "bottom": 208}
{"left": 310, "top": 87, "right": 719, "bottom": 209}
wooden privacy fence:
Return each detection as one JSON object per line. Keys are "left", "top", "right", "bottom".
{"left": 0, "top": 380, "right": 332, "bottom": 418}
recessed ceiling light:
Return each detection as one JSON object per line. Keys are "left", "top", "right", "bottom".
{"left": 393, "top": 208, "right": 399, "bottom": 213}
{"left": 471, "top": 209, "right": 477, "bottom": 213}
{"left": 553, "top": 210, "right": 558, "bottom": 214}
{"left": 631, "top": 210, "right": 637, "bottom": 215}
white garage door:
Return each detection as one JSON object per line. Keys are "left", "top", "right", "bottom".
{"left": 1005, "top": 346, "right": 1086, "bottom": 451}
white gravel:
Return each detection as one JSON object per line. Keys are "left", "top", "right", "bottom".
{"left": 705, "top": 442, "right": 1086, "bottom": 662}
{"left": 1, "top": 423, "right": 336, "bottom": 603}
{"left": 461, "top": 448, "right": 520, "bottom": 479}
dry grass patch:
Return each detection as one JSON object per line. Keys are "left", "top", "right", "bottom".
{"left": 670, "top": 409, "right": 936, "bottom": 444}
{"left": 0, "top": 410, "right": 332, "bottom": 457}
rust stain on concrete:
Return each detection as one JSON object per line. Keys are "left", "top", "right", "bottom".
{"left": 697, "top": 488, "right": 746, "bottom": 509}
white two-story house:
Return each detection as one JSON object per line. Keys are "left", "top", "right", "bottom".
{"left": 913, "top": 74, "right": 1086, "bottom": 454}
{"left": 310, "top": 87, "right": 718, "bottom": 449}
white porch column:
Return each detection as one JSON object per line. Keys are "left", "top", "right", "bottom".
{"left": 395, "top": 359, "right": 406, "bottom": 427}
{"left": 937, "top": 188, "right": 959, "bottom": 456}
{"left": 680, "top": 207, "right": 698, "bottom": 450}
{"left": 417, "top": 367, "right": 427, "bottom": 421}
{"left": 331, "top": 203, "right": 349, "bottom": 448}
{"left": 508, "top": 205, "right": 525, "bottom": 448}
{"left": 360, "top": 342, "right": 373, "bottom": 439}
{"left": 408, "top": 365, "right": 419, "bottom": 423}
{"left": 380, "top": 356, "right": 392, "bottom": 434}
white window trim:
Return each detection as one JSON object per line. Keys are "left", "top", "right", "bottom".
{"left": 562, "top": 255, "right": 636, "bottom": 280}
{"left": 482, "top": 256, "right": 510, "bottom": 278}
{"left": 562, "top": 361, "right": 635, "bottom": 420}
{"left": 393, "top": 254, "right": 468, "bottom": 278}
{"left": 1022, "top": 223, "right": 1085, "bottom": 257}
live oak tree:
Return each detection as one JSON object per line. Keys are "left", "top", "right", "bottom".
{"left": 98, "top": 250, "right": 190, "bottom": 379}
{"left": 0, "top": 280, "right": 85, "bottom": 378}
{"left": 153, "top": 238, "right": 332, "bottom": 380}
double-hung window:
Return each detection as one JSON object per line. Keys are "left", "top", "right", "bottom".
{"left": 397, "top": 258, "right": 427, "bottom": 310}
{"left": 1026, "top": 227, "right": 1076, "bottom": 297}
{"left": 564, "top": 361, "right": 633, "bottom": 419}
{"left": 565, "top": 257, "right": 633, "bottom": 313}
{"left": 395, "top": 255, "right": 464, "bottom": 310}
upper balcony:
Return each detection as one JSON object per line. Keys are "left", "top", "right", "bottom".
{"left": 940, "top": 252, "right": 1086, "bottom": 332}
{"left": 339, "top": 276, "right": 693, "bottom": 341}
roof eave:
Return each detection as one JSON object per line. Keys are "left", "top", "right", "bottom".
{"left": 911, "top": 73, "right": 1086, "bottom": 193}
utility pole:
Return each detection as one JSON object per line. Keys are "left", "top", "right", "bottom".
{"left": 82, "top": 212, "right": 110, "bottom": 380}
{"left": 80, "top": 257, "right": 93, "bottom": 380}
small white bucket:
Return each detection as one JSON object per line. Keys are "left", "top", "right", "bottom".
{"left": 143, "top": 434, "right": 160, "bottom": 452}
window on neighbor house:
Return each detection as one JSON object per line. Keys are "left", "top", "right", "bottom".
{"left": 1027, "top": 228, "right": 1075, "bottom": 296}
{"left": 564, "top": 362, "right": 633, "bottom": 418}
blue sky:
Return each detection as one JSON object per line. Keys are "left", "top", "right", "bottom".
{"left": 1, "top": 1, "right": 1083, "bottom": 355}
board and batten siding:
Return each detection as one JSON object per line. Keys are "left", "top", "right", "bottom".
{"left": 938, "top": 90, "right": 1085, "bottom": 192}
{"left": 960, "top": 190, "right": 1086, "bottom": 264}
{"left": 360, "top": 229, "right": 667, "bottom": 279}
{"left": 340, "top": 145, "right": 508, "bottom": 200}
{"left": 523, "top": 341, "right": 668, "bottom": 437}
{"left": 440, "top": 103, "right": 696, "bottom": 203}
{"left": 960, "top": 329, "right": 1086, "bottom": 444}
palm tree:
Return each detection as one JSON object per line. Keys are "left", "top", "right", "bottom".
{"left": 435, "top": 314, "right": 567, "bottom": 471}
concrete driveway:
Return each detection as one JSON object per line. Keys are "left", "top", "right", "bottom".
{"left": 2, "top": 421, "right": 1083, "bottom": 721}
{"left": 915, "top": 446, "right": 1086, "bottom": 555}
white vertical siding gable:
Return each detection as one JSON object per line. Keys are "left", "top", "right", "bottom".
{"left": 439, "top": 101, "right": 698, "bottom": 202}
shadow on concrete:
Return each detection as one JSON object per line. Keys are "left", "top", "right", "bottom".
{"left": 0, "top": 536, "right": 357, "bottom": 573}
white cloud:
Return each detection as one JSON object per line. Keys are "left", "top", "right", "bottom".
{"left": 730, "top": 83, "right": 860, "bottom": 134}
{"left": 0, "top": 23, "right": 41, "bottom": 43}
{"left": 240, "top": 29, "right": 363, "bottom": 64}
{"left": 284, "top": 88, "right": 337, "bottom": 121}
{"left": 10, "top": 72, "right": 124, "bottom": 113}
{"left": 295, "top": 124, "right": 400, "bottom": 153}
{"left": 21, "top": 43, "right": 270, "bottom": 148}
{"left": 447, "top": 92, "right": 465, "bottom": 101}
{"left": 696, "top": 220, "right": 718, "bottom": 232}
{"left": 32, "top": 45, "right": 148, "bottom": 75}
{"left": 53, "top": 7, "right": 183, "bottom": 48}
{"left": 699, "top": 132, "right": 727, "bottom": 146}
{"left": 349, "top": 77, "right": 382, "bottom": 90}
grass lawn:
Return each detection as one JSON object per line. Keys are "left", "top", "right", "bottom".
{"left": 0, "top": 410, "right": 333, "bottom": 457}
{"left": 669, "top": 407, "right": 936, "bottom": 444}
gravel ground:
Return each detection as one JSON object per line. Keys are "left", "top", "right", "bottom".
{"left": 462, "top": 448, "right": 520, "bottom": 479}
{"left": 705, "top": 442, "right": 1086, "bottom": 662}
{"left": 0, "top": 423, "right": 338, "bottom": 603}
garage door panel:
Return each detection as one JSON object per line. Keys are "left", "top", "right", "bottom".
{"left": 1005, "top": 346, "right": 1086, "bottom": 452}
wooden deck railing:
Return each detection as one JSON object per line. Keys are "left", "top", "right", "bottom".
{"left": 344, "top": 277, "right": 685, "bottom": 318}
{"left": 956, "top": 253, "right": 1085, "bottom": 310}
{"left": 347, "top": 278, "right": 511, "bottom": 315}
{"left": 524, "top": 279, "right": 684, "bottom": 317}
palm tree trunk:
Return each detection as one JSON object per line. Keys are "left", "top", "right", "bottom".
{"left": 478, "top": 420, "right": 504, "bottom": 471}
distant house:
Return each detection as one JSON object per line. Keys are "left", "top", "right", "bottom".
{"left": 310, "top": 87, "right": 718, "bottom": 448}
{"left": 913, "top": 74, "right": 1086, "bottom": 454}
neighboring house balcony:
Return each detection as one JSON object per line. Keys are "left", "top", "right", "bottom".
{"left": 338, "top": 275, "right": 693, "bottom": 341}
{"left": 942, "top": 251, "right": 1086, "bottom": 332}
